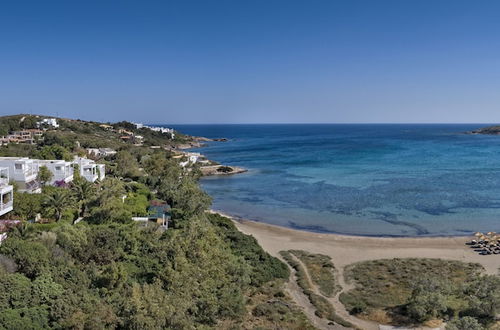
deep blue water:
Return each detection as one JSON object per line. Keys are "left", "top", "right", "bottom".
{"left": 170, "top": 124, "right": 500, "bottom": 236}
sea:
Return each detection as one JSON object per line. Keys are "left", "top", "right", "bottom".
{"left": 169, "top": 124, "right": 500, "bottom": 237}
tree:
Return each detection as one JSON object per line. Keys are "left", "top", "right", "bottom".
{"left": 71, "top": 178, "right": 95, "bottom": 218}
{"left": 13, "top": 192, "right": 42, "bottom": 221}
{"left": 446, "top": 317, "right": 484, "bottom": 330}
{"left": 114, "top": 151, "right": 141, "bottom": 179}
{"left": 87, "top": 178, "right": 131, "bottom": 224}
{"left": 37, "top": 166, "right": 53, "bottom": 186}
{"left": 43, "top": 189, "right": 72, "bottom": 222}
{"left": 124, "top": 281, "right": 173, "bottom": 329}
{"left": 0, "top": 273, "right": 32, "bottom": 310}
{"left": 464, "top": 275, "right": 500, "bottom": 319}
{"left": 0, "top": 307, "right": 50, "bottom": 329}
{"left": 0, "top": 238, "right": 50, "bottom": 279}
{"left": 407, "top": 277, "right": 454, "bottom": 322}
{"left": 170, "top": 177, "right": 212, "bottom": 224}
{"left": 36, "top": 145, "right": 72, "bottom": 161}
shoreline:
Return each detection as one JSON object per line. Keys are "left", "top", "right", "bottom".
{"left": 209, "top": 210, "right": 500, "bottom": 275}
{"left": 209, "top": 209, "right": 472, "bottom": 239}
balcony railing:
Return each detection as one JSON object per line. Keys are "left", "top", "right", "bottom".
{"left": 0, "top": 200, "right": 13, "bottom": 211}
{"left": 25, "top": 180, "right": 40, "bottom": 191}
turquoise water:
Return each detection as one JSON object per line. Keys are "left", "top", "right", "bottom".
{"left": 171, "top": 124, "right": 500, "bottom": 236}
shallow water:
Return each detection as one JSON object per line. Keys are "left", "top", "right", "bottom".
{"left": 170, "top": 124, "right": 500, "bottom": 236}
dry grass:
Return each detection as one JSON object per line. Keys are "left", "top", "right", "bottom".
{"left": 221, "top": 279, "right": 316, "bottom": 329}
{"left": 340, "top": 258, "right": 483, "bottom": 325}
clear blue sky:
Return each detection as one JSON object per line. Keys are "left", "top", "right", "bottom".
{"left": 1, "top": 0, "right": 499, "bottom": 124}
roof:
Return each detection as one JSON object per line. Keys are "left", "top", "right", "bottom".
{"left": 148, "top": 200, "right": 171, "bottom": 219}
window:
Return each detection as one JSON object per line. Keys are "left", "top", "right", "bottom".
{"left": 14, "top": 164, "right": 22, "bottom": 170}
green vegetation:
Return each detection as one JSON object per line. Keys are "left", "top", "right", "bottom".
{"left": 340, "top": 258, "right": 499, "bottom": 327}
{"left": 280, "top": 250, "right": 354, "bottom": 328}
{"left": 0, "top": 114, "right": 38, "bottom": 135}
{"left": 37, "top": 166, "right": 53, "bottom": 186}
{"left": 289, "top": 249, "right": 340, "bottom": 297}
{"left": 0, "top": 114, "right": 188, "bottom": 160}
{"left": 0, "top": 114, "right": 312, "bottom": 329}
{"left": 446, "top": 316, "right": 485, "bottom": 330}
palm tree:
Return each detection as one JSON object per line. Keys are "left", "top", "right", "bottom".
{"left": 43, "top": 190, "right": 72, "bottom": 222}
{"left": 71, "top": 179, "right": 95, "bottom": 218}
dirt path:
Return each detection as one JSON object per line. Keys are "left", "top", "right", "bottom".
{"left": 290, "top": 254, "right": 378, "bottom": 330}
{"left": 284, "top": 260, "right": 337, "bottom": 330}
{"left": 329, "top": 265, "right": 379, "bottom": 330}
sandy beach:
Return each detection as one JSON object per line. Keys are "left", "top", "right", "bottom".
{"left": 222, "top": 213, "right": 500, "bottom": 275}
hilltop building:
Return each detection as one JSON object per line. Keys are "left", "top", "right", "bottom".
{"left": 87, "top": 148, "right": 117, "bottom": 158}
{"left": 37, "top": 118, "right": 59, "bottom": 128}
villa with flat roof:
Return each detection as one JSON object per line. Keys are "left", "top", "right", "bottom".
{"left": 38, "top": 159, "right": 74, "bottom": 185}
{"left": 0, "top": 157, "right": 41, "bottom": 193}
{"left": 73, "top": 157, "right": 105, "bottom": 182}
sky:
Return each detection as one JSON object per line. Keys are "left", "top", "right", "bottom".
{"left": 0, "top": 0, "right": 500, "bottom": 124}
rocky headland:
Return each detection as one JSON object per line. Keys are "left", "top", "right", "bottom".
{"left": 467, "top": 125, "right": 500, "bottom": 135}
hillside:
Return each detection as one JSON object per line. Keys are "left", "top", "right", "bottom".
{"left": 0, "top": 114, "right": 314, "bottom": 329}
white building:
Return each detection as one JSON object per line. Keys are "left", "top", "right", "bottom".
{"left": 0, "top": 168, "right": 14, "bottom": 216}
{"left": 86, "top": 148, "right": 117, "bottom": 158}
{"left": 38, "top": 160, "right": 74, "bottom": 185}
{"left": 38, "top": 118, "right": 59, "bottom": 128}
{"left": 186, "top": 152, "right": 200, "bottom": 163}
{"left": 133, "top": 123, "right": 175, "bottom": 139}
{"left": 0, "top": 157, "right": 41, "bottom": 193}
{"left": 73, "top": 157, "right": 105, "bottom": 182}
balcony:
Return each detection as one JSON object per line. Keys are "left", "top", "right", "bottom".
{"left": 0, "top": 167, "right": 9, "bottom": 186}
{"left": 52, "top": 166, "right": 74, "bottom": 183}
{"left": 24, "top": 180, "right": 41, "bottom": 194}
{"left": 0, "top": 200, "right": 13, "bottom": 216}
{"left": 0, "top": 185, "right": 13, "bottom": 216}
{"left": 13, "top": 162, "right": 38, "bottom": 182}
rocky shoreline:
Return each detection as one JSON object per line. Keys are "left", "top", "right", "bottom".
{"left": 176, "top": 135, "right": 247, "bottom": 176}
{"left": 199, "top": 165, "right": 248, "bottom": 176}
{"left": 467, "top": 125, "right": 500, "bottom": 135}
